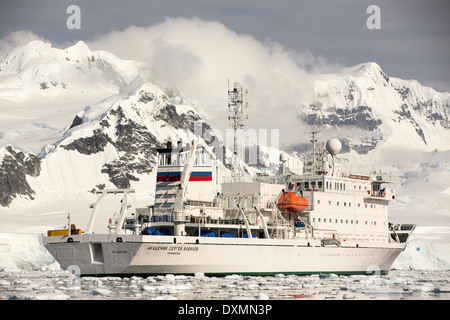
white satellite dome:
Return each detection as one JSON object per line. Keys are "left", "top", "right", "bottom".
{"left": 280, "top": 152, "right": 289, "bottom": 162}
{"left": 326, "top": 138, "right": 342, "bottom": 156}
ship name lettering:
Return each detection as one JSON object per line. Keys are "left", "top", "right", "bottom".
{"left": 147, "top": 246, "right": 168, "bottom": 251}
{"left": 147, "top": 245, "right": 199, "bottom": 252}
{"left": 183, "top": 246, "right": 199, "bottom": 251}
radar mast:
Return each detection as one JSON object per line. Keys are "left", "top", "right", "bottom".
{"left": 228, "top": 81, "right": 248, "bottom": 182}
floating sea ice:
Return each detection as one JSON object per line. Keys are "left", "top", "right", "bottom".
{"left": 9, "top": 292, "right": 72, "bottom": 300}
{"left": 33, "top": 292, "right": 72, "bottom": 300}
{"left": 242, "top": 283, "right": 260, "bottom": 291}
{"left": 129, "top": 284, "right": 138, "bottom": 291}
{"left": 303, "top": 281, "right": 323, "bottom": 289}
{"left": 164, "top": 274, "right": 176, "bottom": 281}
{"left": 153, "top": 295, "right": 178, "bottom": 300}
{"left": 225, "top": 274, "right": 241, "bottom": 280}
{"left": 221, "top": 283, "right": 237, "bottom": 289}
{"left": 92, "top": 288, "right": 112, "bottom": 296}
{"left": 0, "top": 279, "right": 10, "bottom": 287}
{"left": 260, "top": 285, "right": 288, "bottom": 292}
{"left": 142, "top": 283, "right": 193, "bottom": 295}
{"left": 254, "top": 292, "right": 270, "bottom": 300}
{"left": 141, "top": 284, "right": 159, "bottom": 292}
{"left": 385, "top": 277, "right": 404, "bottom": 285}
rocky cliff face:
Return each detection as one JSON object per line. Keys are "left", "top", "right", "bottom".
{"left": 48, "top": 82, "right": 209, "bottom": 191}
{"left": 0, "top": 146, "right": 41, "bottom": 206}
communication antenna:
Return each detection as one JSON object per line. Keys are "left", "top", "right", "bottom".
{"left": 228, "top": 81, "right": 248, "bottom": 182}
{"left": 306, "top": 126, "right": 320, "bottom": 175}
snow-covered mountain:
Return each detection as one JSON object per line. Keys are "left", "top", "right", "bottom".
{"left": 33, "top": 81, "right": 212, "bottom": 198}
{"left": 0, "top": 40, "right": 142, "bottom": 98}
{"left": 0, "top": 41, "right": 220, "bottom": 216}
{"left": 298, "top": 62, "right": 449, "bottom": 155}
{"left": 0, "top": 41, "right": 449, "bottom": 271}
{"left": 0, "top": 40, "right": 146, "bottom": 154}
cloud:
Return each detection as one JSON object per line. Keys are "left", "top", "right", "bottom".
{"left": 85, "top": 17, "right": 340, "bottom": 143}
{"left": 0, "top": 30, "right": 49, "bottom": 56}
{"left": 0, "top": 18, "right": 340, "bottom": 144}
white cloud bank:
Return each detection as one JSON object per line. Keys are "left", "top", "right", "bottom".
{"left": 0, "top": 18, "right": 341, "bottom": 144}
{"left": 0, "top": 30, "right": 49, "bottom": 56}
{"left": 85, "top": 17, "right": 341, "bottom": 143}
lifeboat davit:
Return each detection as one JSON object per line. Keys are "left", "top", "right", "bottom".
{"left": 277, "top": 191, "right": 308, "bottom": 214}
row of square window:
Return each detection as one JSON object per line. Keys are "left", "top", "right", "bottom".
{"left": 312, "top": 217, "right": 382, "bottom": 225}
{"left": 318, "top": 200, "right": 379, "bottom": 208}
{"left": 325, "top": 181, "right": 367, "bottom": 191}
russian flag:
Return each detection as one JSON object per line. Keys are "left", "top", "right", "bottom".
{"left": 157, "top": 171, "right": 212, "bottom": 182}
{"left": 189, "top": 171, "right": 212, "bottom": 181}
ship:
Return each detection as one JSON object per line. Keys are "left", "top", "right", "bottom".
{"left": 43, "top": 83, "right": 415, "bottom": 277}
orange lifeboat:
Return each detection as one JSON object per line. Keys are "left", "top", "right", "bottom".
{"left": 277, "top": 191, "right": 308, "bottom": 214}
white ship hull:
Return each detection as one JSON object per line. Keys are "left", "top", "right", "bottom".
{"left": 43, "top": 234, "right": 405, "bottom": 277}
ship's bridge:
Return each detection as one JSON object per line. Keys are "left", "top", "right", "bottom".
{"left": 154, "top": 140, "right": 221, "bottom": 211}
